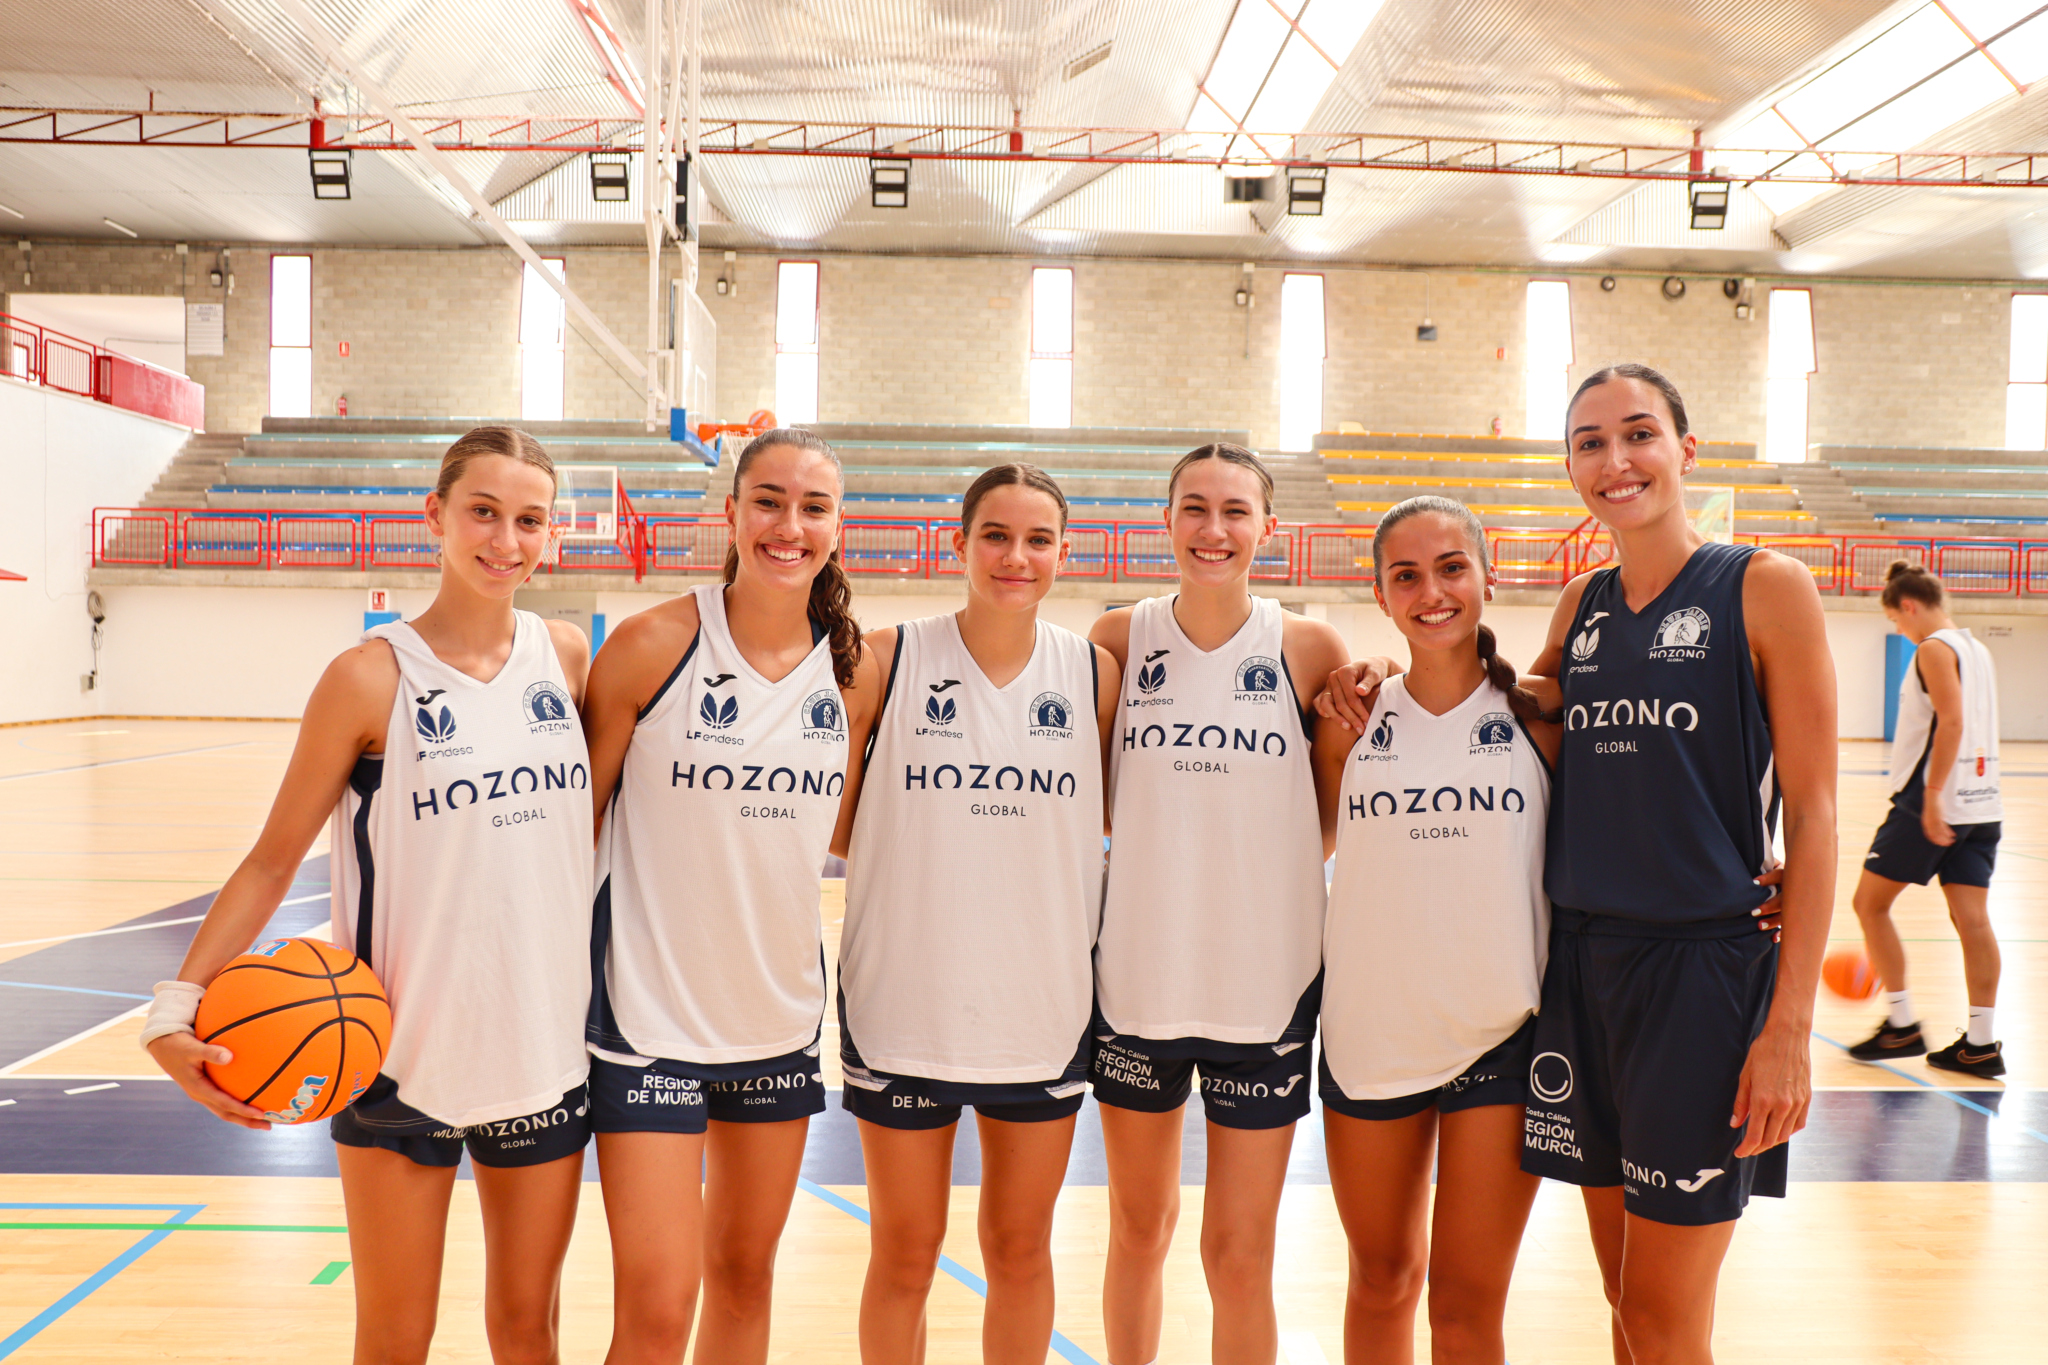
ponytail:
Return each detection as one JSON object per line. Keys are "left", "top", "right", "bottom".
{"left": 1475, "top": 624, "right": 1542, "bottom": 724}
{"left": 721, "top": 426, "right": 863, "bottom": 688}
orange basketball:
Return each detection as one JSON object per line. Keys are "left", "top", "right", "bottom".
{"left": 747, "top": 408, "right": 777, "bottom": 431}
{"left": 195, "top": 937, "right": 391, "bottom": 1124}
{"left": 1822, "top": 946, "right": 1882, "bottom": 1001}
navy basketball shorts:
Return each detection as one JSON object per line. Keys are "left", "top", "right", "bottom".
{"left": 331, "top": 1074, "right": 591, "bottom": 1169}
{"left": 1865, "top": 802, "right": 2000, "bottom": 888}
{"left": 840, "top": 1026, "right": 1090, "bottom": 1132}
{"left": 1320, "top": 1014, "right": 1536, "bottom": 1122}
{"left": 587, "top": 1045, "right": 827, "bottom": 1135}
{"left": 1520, "top": 909, "right": 1788, "bottom": 1227}
{"left": 1090, "top": 974, "right": 1320, "bottom": 1130}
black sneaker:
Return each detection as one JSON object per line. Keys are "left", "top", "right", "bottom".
{"left": 1927, "top": 1035, "right": 2006, "bottom": 1078}
{"left": 1847, "top": 1020, "right": 1926, "bottom": 1061}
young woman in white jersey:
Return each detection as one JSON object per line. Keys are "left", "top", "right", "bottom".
{"left": 1089, "top": 444, "right": 1349, "bottom": 1365}
{"left": 145, "top": 427, "right": 595, "bottom": 1365}
{"left": 1311, "top": 497, "right": 1556, "bottom": 1365}
{"left": 839, "top": 463, "right": 1118, "bottom": 1365}
{"left": 581, "top": 429, "right": 881, "bottom": 1364}
{"left": 1847, "top": 559, "right": 2006, "bottom": 1077}
{"left": 1324, "top": 366, "right": 1835, "bottom": 1365}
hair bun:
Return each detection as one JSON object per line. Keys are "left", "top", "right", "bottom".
{"left": 1886, "top": 558, "right": 1919, "bottom": 581}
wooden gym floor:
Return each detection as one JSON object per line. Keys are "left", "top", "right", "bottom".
{"left": 2, "top": 719, "right": 2045, "bottom": 1362}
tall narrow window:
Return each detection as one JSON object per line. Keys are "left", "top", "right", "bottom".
{"left": 775, "top": 260, "right": 820, "bottom": 424}
{"left": 2007, "top": 294, "right": 2048, "bottom": 449}
{"left": 1029, "top": 267, "right": 1074, "bottom": 428}
{"left": 268, "top": 254, "right": 312, "bottom": 417}
{"left": 520, "top": 257, "right": 568, "bottom": 422}
{"left": 1524, "top": 281, "right": 1573, "bottom": 441}
{"left": 1766, "top": 288, "right": 1816, "bottom": 464}
{"left": 1278, "top": 273, "right": 1325, "bottom": 452}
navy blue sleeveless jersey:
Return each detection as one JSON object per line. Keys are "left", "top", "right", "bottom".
{"left": 1546, "top": 541, "right": 1779, "bottom": 923}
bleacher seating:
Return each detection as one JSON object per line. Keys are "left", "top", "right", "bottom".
{"left": 1314, "top": 432, "right": 1810, "bottom": 532}
{"left": 1810, "top": 444, "right": 2048, "bottom": 538}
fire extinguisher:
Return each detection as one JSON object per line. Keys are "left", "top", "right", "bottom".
{"left": 337, "top": 394, "right": 348, "bottom": 417}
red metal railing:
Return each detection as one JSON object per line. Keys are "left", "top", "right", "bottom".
{"left": 2, "top": 310, "right": 206, "bottom": 427}
{"left": 87, "top": 506, "right": 2048, "bottom": 596}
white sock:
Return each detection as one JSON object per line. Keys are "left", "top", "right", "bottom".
{"left": 1886, "top": 990, "right": 1915, "bottom": 1029}
{"left": 1968, "top": 1006, "right": 1996, "bottom": 1047}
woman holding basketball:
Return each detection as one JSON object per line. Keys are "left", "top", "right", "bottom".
{"left": 838, "top": 463, "right": 1117, "bottom": 1365}
{"left": 1325, "top": 365, "right": 1835, "bottom": 1364}
{"left": 146, "top": 426, "right": 596, "bottom": 1365}
{"left": 1310, "top": 496, "right": 1555, "bottom": 1364}
{"left": 1089, "top": 444, "right": 1349, "bottom": 1365}
{"left": 580, "top": 428, "right": 881, "bottom": 1365}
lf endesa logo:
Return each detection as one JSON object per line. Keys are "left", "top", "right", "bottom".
{"left": 1131, "top": 649, "right": 1172, "bottom": 705}
{"left": 688, "top": 675, "right": 744, "bottom": 745}
{"left": 917, "top": 680, "right": 964, "bottom": 738}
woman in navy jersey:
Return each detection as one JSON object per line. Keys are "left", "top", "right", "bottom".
{"left": 146, "top": 427, "right": 596, "bottom": 1365}
{"left": 580, "top": 429, "right": 881, "bottom": 1364}
{"left": 1311, "top": 497, "right": 1557, "bottom": 1365}
{"left": 1324, "top": 365, "right": 1834, "bottom": 1365}
{"left": 839, "top": 464, "right": 1119, "bottom": 1365}
{"left": 1089, "top": 444, "right": 1349, "bottom": 1365}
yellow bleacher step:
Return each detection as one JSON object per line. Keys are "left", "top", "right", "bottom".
{"left": 1334, "top": 501, "right": 1814, "bottom": 522}
{"left": 1328, "top": 472, "right": 1795, "bottom": 496}
{"left": 1321, "top": 450, "right": 1770, "bottom": 471}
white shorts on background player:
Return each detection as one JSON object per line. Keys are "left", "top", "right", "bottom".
{"left": 1323, "top": 674, "right": 1549, "bottom": 1103}
{"left": 329, "top": 612, "right": 594, "bottom": 1130}
{"left": 590, "top": 583, "right": 845, "bottom": 1070}
{"left": 840, "top": 613, "right": 1103, "bottom": 1090}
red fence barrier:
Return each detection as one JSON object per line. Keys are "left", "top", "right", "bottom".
{"left": 89, "top": 507, "right": 2048, "bottom": 596}
{"left": 2, "top": 311, "right": 206, "bottom": 428}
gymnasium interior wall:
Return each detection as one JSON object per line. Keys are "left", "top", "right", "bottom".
{"left": 1, "top": 241, "right": 2026, "bottom": 449}
{"left": 0, "top": 377, "right": 191, "bottom": 725}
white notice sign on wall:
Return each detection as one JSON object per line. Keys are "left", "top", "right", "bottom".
{"left": 186, "top": 303, "right": 224, "bottom": 357}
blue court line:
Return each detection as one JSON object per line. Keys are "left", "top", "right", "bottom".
{"left": 0, "top": 982, "right": 151, "bottom": 1001}
{"left": 0, "top": 1202, "right": 204, "bottom": 1359}
{"left": 1813, "top": 1032, "right": 2048, "bottom": 1146}
{"left": 797, "top": 1178, "right": 1102, "bottom": 1365}
{"left": 0, "top": 743, "right": 259, "bottom": 784}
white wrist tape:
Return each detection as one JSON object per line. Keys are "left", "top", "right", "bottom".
{"left": 140, "top": 980, "right": 205, "bottom": 1048}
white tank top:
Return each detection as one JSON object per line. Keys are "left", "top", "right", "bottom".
{"left": 1888, "top": 626, "right": 2002, "bottom": 824}
{"left": 329, "top": 613, "right": 594, "bottom": 1128}
{"left": 591, "top": 584, "right": 844, "bottom": 1065}
{"left": 841, "top": 613, "right": 1104, "bottom": 1084}
{"left": 1095, "top": 594, "right": 1326, "bottom": 1045}
{"left": 1322, "top": 675, "right": 1550, "bottom": 1100}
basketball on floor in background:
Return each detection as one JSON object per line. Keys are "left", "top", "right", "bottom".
{"left": 195, "top": 937, "right": 391, "bottom": 1123}
{"left": 1822, "top": 946, "right": 1883, "bottom": 1001}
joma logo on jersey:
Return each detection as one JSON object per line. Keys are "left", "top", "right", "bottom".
{"left": 1370, "top": 711, "right": 1397, "bottom": 752}
{"left": 1234, "top": 656, "right": 1281, "bottom": 702}
{"left": 1347, "top": 786, "right": 1529, "bottom": 818}
{"left": 1123, "top": 723, "right": 1288, "bottom": 756}
{"left": 1566, "top": 698, "right": 1700, "bottom": 732}
{"left": 1029, "top": 691, "right": 1073, "bottom": 738}
{"left": 1649, "top": 607, "right": 1710, "bottom": 660}
{"left": 411, "top": 762, "right": 588, "bottom": 819}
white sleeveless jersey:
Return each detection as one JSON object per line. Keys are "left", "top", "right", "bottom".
{"left": 1889, "top": 626, "right": 2002, "bottom": 824}
{"left": 1095, "top": 594, "right": 1325, "bottom": 1044}
{"left": 842, "top": 614, "right": 1104, "bottom": 1084}
{"left": 1322, "top": 676, "right": 1550, "bottom": 1100}
{"left": 592, "top": 584, "right": 844, "bottom": 1064}
{"left": 329, "top": 613, "right": 594, "bottom": 1128}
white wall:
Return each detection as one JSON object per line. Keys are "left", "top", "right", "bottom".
{"left": 0, "top": 378, "right": 189, "bottom": 724}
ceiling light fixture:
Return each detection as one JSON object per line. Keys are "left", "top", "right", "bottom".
{"left": 589, "top": 152, "right": 631, "bottom": 203}
{"left": 870, "top": 158, "right": 910, "bottom": 209}
{"left": 0, "top": 202, "right": 22, "bottom": 220}
{"left": 309, "top": 148, "right": 353, "bottom": 200}
{"left": 103, "top": 217, "right": 139, "bottom": 238}
{"left": 1287, "top": 167, "right": 1327, "bottom": 215}
{"left": 1689, "top": 180, "right": 1730, "bottom": 229}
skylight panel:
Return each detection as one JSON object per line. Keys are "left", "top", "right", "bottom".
{"left": 1988, "top": 16, "right": 2048, "bottom": 82}
{"left": 1245, "top": 35, "right": 1336, "bottom": 134}
{"left": 1773, "top": 7, "right": 1969, "bottom": 141}
{"left": 1204, "top": 1, "right": 1293, "bottom": 124}
{"left": 1820, "top": 52, "right": 2011, "bottom": 156}
{"left": 1297, "top": 0, "right": 1387, "bottom": 65}
{"left": 1946, "top": 0, "right": 2045, "bottom": 40}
